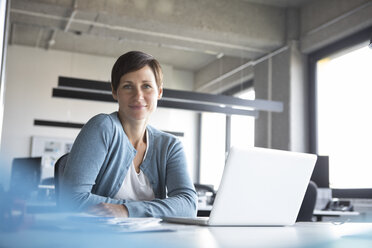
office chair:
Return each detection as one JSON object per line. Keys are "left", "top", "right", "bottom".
{"left": 54, "top": 153, "right": 69, "bottom": 207}
{"left": 194, "top": 183, "right": 216, "bottom": 217}
{"left": 296, "top": 181, "right": 318, "bottom": 222}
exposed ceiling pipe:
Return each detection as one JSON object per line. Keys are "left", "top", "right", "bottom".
{"left": 46, "top": 29, "right": 56, "bottom": 50}
{"left": 10, "top": 8, "right": 268, "bottom": 54}
{"left": 87, "top": 13, "right": 100, "bottom": 34}
{"left": 64, "top": 0, "right": 78, "bottom": 33}
{"left": 197, "top": 46, "right": 288, "bottom": 92}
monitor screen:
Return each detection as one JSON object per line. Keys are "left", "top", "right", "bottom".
{"left": 310, "top": 156, "right": 329, "bottom": 188}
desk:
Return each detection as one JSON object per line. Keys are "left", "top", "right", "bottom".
{"left": 313, "top": 210, "right": 360, "bottom": 222}
{"left": 1, "top": 213, "right": 372, "bottom": 248}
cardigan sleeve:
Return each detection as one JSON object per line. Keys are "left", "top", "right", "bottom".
{"left": 60, "top": 114, "right": 128, "bottom": 210}
{"left": 124, "top": 139, "right": 197, "bottom": 218}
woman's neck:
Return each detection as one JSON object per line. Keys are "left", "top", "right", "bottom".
{"left": 125, "top": 125, "right": 147, "bottom": 149}
{"left": 118, "top": 114, "right": 147, "bottom": 149}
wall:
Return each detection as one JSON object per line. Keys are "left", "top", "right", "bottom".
{"left": 0, "top": 45, "right": 198, "bottom": 189}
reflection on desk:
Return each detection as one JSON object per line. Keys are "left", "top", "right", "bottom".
{"left": 1, "top": 213, "right": 372, "bottom": 248}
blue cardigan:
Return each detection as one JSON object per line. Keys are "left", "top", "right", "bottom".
{"left": 61, "top": 112, "right": 197, "bottom": 218}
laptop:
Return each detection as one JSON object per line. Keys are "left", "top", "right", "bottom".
{"left": 163, "top": 146, "right": 317, "bottom": 226}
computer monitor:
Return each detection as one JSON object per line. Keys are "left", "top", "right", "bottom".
{"left": 10, "top": 157, "right": 42, "bottom": 198}
{"left": 310, "top": 155, "right": 329, "bottom": 188}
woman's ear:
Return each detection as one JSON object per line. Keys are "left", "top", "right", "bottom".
{"left": 158, "top": 86, "right": 163, "bottom": 99}
{"left": 112, "top": 86, "right": 118, "bottom": 101}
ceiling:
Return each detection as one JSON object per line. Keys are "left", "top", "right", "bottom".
{"left": 8, "top": 0, "right": 313, "bottom": 72}
{"left": 241, "top": 0, "right": 311, "bottom": 7}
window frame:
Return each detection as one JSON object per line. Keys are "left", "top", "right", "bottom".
{"left": 308, "top": 26, "right": 372, "bottom": 198}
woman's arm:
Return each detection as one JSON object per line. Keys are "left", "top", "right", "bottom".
{"left": 124, "top": 140, "right": 197, "bottom": 218}
{"left": 60, "top": 114, "right": 127, "bottom": 210}
{"left": 86, "top": 202, "right": 129, "bottom": 217}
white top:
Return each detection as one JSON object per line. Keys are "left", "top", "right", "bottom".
{"left": 114, "top": 131, "right": 155, "bottom": 201}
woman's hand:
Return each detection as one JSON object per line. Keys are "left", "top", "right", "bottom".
{"left": 86, "top": 203, "right": 129, "bottom": 217}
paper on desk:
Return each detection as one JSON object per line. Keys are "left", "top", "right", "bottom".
{"left": 103, "top": 217, "right": 164, "bottom": 232}
{"left": 67, "top": 214, "right": 172, "bottom": 233}
{"left": 106, "top": 217, "right": 160, "bottom": 226}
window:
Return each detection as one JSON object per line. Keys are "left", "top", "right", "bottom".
{"left": 199, "top": 112, "right": 226, "bottom": 189}
{"left": 231, "top": 89, "right": 255, "bottom": 148}
{"left": 316, "top": 45, "right": 372, "bottom": 189}
{"left": 199, "top": 88, "right": 255, "bottom": 189}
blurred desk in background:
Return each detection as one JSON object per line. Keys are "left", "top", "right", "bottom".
{"left": 313, "top": 210, "right": 360, "bottom": 222}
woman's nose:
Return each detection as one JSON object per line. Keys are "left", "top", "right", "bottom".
{"left": 133, "top": 87, "right": 144, "bottom": 99}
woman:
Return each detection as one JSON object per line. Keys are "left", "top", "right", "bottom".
{"left": 61, "top": 51, "right": 197, "bottom": 218}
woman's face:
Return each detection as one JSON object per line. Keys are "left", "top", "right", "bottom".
{"left": 112, "top": 65, "right": 163, "bottom": 123}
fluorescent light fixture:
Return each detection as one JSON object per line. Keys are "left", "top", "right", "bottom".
{"left": 53, "top": 76, "right": 283, "bottom": 118}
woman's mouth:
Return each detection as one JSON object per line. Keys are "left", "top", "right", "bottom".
{"left": 129, "top": 105, "right": 146, "bottom": 110}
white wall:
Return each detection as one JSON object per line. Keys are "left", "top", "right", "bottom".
{"left": 0, "top": 45, "right": 198, "bottom": 189}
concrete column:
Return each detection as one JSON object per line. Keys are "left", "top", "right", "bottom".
{"left": 254, "top": 58, "right": 271, "bottom": 148}
{"left": 254, "top": 41, "right": 309, "bottom": 152}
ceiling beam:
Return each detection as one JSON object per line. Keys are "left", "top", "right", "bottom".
{"left": 10, "top": 8, "right": 269, "bottom": 54}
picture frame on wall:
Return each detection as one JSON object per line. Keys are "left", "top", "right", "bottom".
{"left": 31, "top": 136, "right": 74, "bottom": 180}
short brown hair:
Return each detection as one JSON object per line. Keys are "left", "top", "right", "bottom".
{"left": 111, "top": 51, "right": 163, "bottom": 92}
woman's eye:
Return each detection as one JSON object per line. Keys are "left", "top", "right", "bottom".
{"left": 123, "top": 84, "right": 131, "bottom": 89}
{"left": 143, "top": 84, "right": 151, "bottom": 89}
